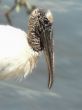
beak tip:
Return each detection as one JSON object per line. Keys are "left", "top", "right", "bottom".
{"left": 48, "top": 80, "right": 53, "bottom": 89}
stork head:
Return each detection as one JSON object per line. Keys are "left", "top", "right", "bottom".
{"left": 28, "top": 8, "right": 54, "bottom": 89}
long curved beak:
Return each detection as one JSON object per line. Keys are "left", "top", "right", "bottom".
{"left": 42, "top": 28, "right": 54, "bottom": 89}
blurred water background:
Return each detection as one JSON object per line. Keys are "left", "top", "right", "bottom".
{"left": 0, "top": 0, "right": 82, "bottom": 110}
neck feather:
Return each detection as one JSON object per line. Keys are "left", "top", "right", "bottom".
{"left": 23, "top": 44, "right": 39, "bottom": 77}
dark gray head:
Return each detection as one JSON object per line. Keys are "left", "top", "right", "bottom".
{"left": 28, "top": 8, "right": 54, "bottom": 89}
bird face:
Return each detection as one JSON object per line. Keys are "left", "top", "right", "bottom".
{"left": 28, "top": 8, "right": 54, "bottom": 89}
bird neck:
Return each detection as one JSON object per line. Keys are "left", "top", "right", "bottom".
{"left": 27, "top": 30, "right": 42, "bottom": 52}
{"left": 23, "top": 40, "right": 39, "bottom": 77}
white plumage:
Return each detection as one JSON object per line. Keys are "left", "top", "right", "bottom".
{"left": 0, "top": 25, "right": 39, "bottom": 79}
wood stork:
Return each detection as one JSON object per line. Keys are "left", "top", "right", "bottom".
{"left": 0, "top": 8, "right": 54, "bottom": 89}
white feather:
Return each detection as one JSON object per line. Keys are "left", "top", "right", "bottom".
{"left": 0, "top": 25, "right": 39, "bottom": 79}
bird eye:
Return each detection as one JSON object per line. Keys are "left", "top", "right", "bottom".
{"left": 44, "top": 18, "right": 48, "bottom": 24}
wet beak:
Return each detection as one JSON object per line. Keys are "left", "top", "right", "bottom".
{"left": 42, "top": 28, "right": 54, "bottom": 89}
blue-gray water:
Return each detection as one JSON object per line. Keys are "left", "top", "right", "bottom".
{"left": 0, "top": 0, "right": 82, "bottom": 110}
